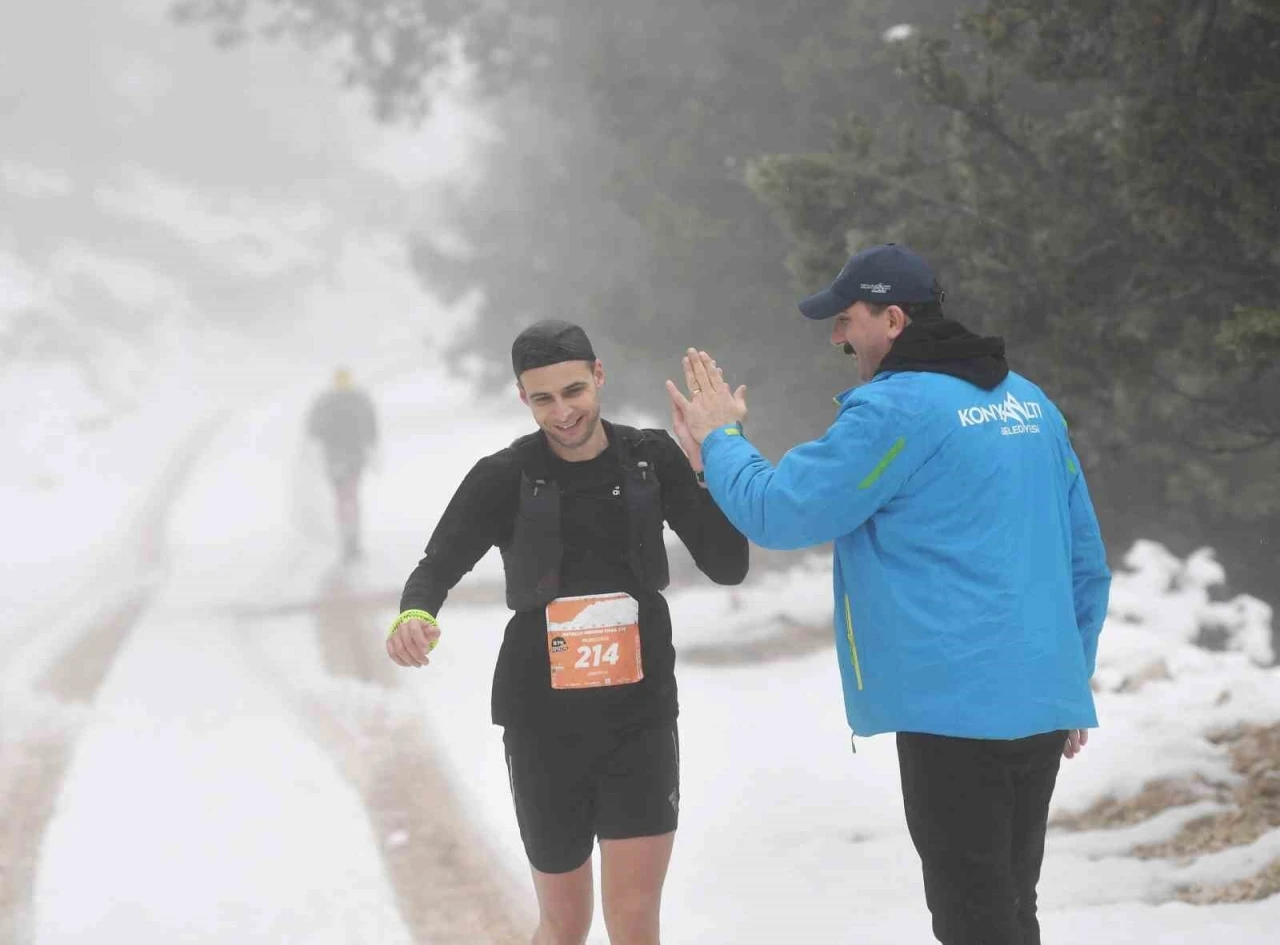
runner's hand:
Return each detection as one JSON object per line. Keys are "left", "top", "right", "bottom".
{"left": 1063, "top": 728, "right": 1089, "bottom": 760}
{"left": 670, "top": 399, "right": 702, "bottom": 474}
{"left": 387, "top": 618, "right": 441, "bottom": 668}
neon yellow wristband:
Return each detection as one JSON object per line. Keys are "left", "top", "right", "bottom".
{"left": 388, "top": 608, "right": 440, "bottom": 642}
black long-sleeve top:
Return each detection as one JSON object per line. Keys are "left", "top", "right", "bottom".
{"left": 400, "top": 423, "right": 749, "bottom": 731}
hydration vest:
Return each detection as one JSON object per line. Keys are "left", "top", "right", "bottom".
{"left": 499, "top": 424, "right": 670, "bottom": 611}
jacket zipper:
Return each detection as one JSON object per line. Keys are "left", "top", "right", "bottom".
{"left": 843, "top": 594, "right": 864, "bottom": 691}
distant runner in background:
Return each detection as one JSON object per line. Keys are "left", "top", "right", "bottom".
{"left": 307, "top": 368, "right": 378, "bottom": 561}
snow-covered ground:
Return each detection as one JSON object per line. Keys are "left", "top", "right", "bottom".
{"left": 7, "top": 353, "right": 1275, "bottom": 943}
{"left": 3, "top": 5, "right": 1276, "bottom": 939}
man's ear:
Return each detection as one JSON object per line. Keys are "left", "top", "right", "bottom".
{"left": 517, "top": 382, "right": 529, "bottom": 406}
{"left": 593, "top": 359, "right": 606, "bottom": 388}
{"left": 887, "top": 305, "right": 910, "bottom": 339}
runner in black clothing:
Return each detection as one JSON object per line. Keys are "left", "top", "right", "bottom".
{"left": 307, "top": 367, "right": 378, "bottom": 561}
{"left": 387, "top": 321, "right": 748, "bottom": 945}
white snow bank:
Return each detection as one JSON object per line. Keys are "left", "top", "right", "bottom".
{"left": 1105, "top": 540, "right": 1274, "bottom": 668}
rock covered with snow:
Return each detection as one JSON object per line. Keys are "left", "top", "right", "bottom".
{"left": 1100, "top": 540, "right": 1275, "bottom": 686}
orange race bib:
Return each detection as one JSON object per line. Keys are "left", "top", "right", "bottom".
{"left": 546, "top": 592, "right": 644, "bottom": 690}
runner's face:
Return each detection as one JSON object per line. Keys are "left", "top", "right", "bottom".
{"left": 518, "top": 360, "right": 605, "bottom": 452}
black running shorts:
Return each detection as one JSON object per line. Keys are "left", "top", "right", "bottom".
{"left": 502, "top": 719, "right": 680, "bottom": 874}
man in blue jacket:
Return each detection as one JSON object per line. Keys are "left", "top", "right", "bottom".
{"left": 666, "top": 244, "right": 1111, "bottom": 945}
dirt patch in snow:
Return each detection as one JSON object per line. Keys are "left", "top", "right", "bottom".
{"left": 1133, "top": 724, "right": 1280, "bottom": 861}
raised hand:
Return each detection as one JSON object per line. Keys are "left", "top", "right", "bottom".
{"left": 665, "top": 348, "right": 747, "bottom": 445}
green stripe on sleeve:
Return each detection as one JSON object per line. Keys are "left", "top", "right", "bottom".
{"left": 858, "top": 437, "right": 906, "bottom": 490}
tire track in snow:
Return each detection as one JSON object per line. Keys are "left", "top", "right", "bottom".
{"left": 0, "top": 418, "right": 222, "bottom": 945}
{"left": 291, "top": 565, "right": 526, "bottom": 944}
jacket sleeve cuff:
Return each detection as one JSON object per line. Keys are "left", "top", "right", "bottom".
{"left": 701, "top": 421, "right": 745, "bottom": 456}
{"left": 706, "top": 420, "right": 747, "bottom": 468}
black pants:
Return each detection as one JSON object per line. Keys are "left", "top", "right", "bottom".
{"left": 897, "top": 730, "right": 1065, "bottom": 945}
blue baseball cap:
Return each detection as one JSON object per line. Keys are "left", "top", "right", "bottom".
{"left": 798, "top": 243, "right": 944, "bottom": 320}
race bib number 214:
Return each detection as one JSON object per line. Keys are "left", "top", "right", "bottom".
{"left": 546, "top": 592, "right": 643, "bottom": 690}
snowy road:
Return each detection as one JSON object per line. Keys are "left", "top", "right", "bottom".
{"left": 2, "top": 418, "right": 221, "bottom": 942}
{"left": 3, "top": 374, "right": 1278, "bottom": 945}
{"left": 1, "top": 392, "right": 525, "bottom": 945}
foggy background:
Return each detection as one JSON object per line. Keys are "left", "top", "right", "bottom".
{"left": 9, "top": 0, "right": 1277, "bottom": 593}
{"left": 3, "top": 1, "right": 1278, "bottom": 942}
